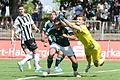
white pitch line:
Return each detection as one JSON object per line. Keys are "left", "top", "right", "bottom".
{"left": 15, "top": 76, "right": 37, "bottom": 80}
{"left": 15, "top": 73, "right": 64, "bottom": 80}
{"left": 15, "top": 69, "right": 120, "bottom": 80}
{"left": 96, "top": 69, "right": 120, "bottom": 73}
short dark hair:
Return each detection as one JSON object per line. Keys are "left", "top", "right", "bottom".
{"left": 51, "top": 10, "right": 57, "bottom": 15}
{"left": 18, "top": 4, "right": 24, "bottom": 9}
{"left": 76, "top": 15, "right": 86, "bottom": 21}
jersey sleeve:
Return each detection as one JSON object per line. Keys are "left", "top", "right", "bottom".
{"left": 65, "top": 27, "right": 74, "bottom": 35}
{"left": 27, "top": 14, "right": 34, "bottom": 24}
{"left": 13, "top": 18, "right": 20, "bottom": 29}
{"left": 43, "top": 21, "right": 54, "bottom": 36}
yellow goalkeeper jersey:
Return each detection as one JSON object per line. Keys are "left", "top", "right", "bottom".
{"left": 73, "top": 25, "right": 99, "bottom": 49}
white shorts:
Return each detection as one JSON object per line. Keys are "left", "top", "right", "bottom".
{"left": 50, "top": 42, "right": 74, "bottom": 56}
{"left": 50, "top": 42, "right": 60, "bottom": 52}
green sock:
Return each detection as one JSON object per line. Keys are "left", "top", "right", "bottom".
{"left": 55, "top": 56, "right": 64, "bottom": 67}
{"left": 72, "top": 63, "right": 78, "bottom": 71}
{"left": 47, "top": 56, "right": 53, "bottom": 68}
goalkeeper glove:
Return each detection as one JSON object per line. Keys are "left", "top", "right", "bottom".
{"left": 57, "top": 14, "right": 65, "bottom": 21}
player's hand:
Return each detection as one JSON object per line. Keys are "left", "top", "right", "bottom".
{"left": 11, "top": 37, "right": 15, "bottom": 46}
{"left": 62, "top": 34, "right": 68, "bottom": 38}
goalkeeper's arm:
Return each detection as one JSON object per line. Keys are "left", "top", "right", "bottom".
{"left": 61, "top": 19, "right": 81, "bottom": 30}
{"left": 58, "top": 14, "right": 81, "bottom": 30}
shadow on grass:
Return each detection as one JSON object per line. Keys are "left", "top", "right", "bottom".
{"left": 25, "top": 74, "right": 74, "bottom": 77}
{"left": 25, "top": 74, "right": 97, "bottom": 78}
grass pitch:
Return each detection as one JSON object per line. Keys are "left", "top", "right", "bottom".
{"left": 0, "top": 59, "right": 120, "bottom": 80}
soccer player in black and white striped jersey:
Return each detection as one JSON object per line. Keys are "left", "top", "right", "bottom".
{"left": 12, "top": 4, "right": 42, "bottom": 72}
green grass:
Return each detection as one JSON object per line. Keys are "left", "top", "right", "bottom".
{"left": 0, "top": 59, "right": 120, "bottom": 80}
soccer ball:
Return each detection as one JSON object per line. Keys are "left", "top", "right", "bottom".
{"left": 43, "top": 72, "right": 48, "bottom": 76}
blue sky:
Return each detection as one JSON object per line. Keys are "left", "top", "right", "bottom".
{"left": 40, "top": 0, "right": 53, "bottom": 7}
{"left": 40, "top": 0, "right": 60, "bottom": 12}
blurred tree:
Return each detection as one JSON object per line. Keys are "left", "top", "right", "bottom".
{"left": 9, "top": 0, "right": 20, "bottom": 20}
{"left": 24, "top": 1, "right": 34, "bottom": 14}
{"left": 9, "top": 0, "right": 33, "bottom": 20}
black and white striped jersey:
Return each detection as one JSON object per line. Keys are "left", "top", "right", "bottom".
{"left": 13, "top": 13, "right": 34, "bottom": 41}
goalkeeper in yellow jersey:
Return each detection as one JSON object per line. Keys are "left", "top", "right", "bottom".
{"left": 58, "top": 15, "right": 104, "bottom": 72}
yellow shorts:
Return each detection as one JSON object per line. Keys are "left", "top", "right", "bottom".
{"left": 85, "top": 43, "right": 101, "bottom": 62}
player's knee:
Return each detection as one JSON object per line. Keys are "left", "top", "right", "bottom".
{"left": 49, "top": 48, "right": 56, "bottom": 55}
{"left": 94, "top": 60, "right": 99, "bottom": 67}
{"left": 48, "top": 55, "right": 53, "bottom": 59}
{"left": 58, "top": 51, "right": 64, "bottom": 56}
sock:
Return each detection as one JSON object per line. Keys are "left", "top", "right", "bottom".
{"left": 47, "top": 56, "right": 53, "bottom": 68}
{"left": 34, "top": 54, "right": 40, "bottom": 70}
{"left": 86, "top": 55, "right": 92, "bottom": 65}
{"left": 55, "top": 56, "right": 64, "bottom": 67}
{"left": 20, "top": 54, "right": 33, "bottom": 65}
{"left": 72, "top": 63, "right": 78, "bottom": 72}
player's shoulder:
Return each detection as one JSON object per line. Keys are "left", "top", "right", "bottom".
{"left": 45, "top": 20, "right": 51, "bottom": 24}
{"left": 26, "top": 13, "right": 30, "bottom": 15}
{"left": 81, "top": 24, "right": 88, "bottom": 29}
{"left": 14, "top": 16, "right": 21, "bottom": 22}
{"left": 44, "top": 20, "right": 51, "bottom": 26}
{"left": 25, "top": 13, "right": 32, "bottom": 18}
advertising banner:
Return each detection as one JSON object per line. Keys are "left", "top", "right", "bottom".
{"left": 0, "top": 40, "right": 120, "bottom": 59}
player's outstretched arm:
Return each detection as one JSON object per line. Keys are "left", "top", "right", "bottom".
{"left": 62, "top": 19, "right": 80, "bottom": 30}
{"left": 57, "top": 15, "right": 80, "bottom": 30}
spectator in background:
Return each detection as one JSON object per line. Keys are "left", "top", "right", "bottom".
{"left": 1, "top": 0, "right": 9, "bottom": 17}
{"left": 59, "top": 5, "right": 66, "bottom": 18}
{"left": 0, "top": 0, "right": 10, "bottom": 30}
{"left": 97, "top": 0, "right": 105, "bottom": 20}
{"left": 32, "top": 1, "right": 43, "bottom": 35}
{"left": 85, "top": 2, "right": 97, "bottom": 31}
{"left": 0, "top": 2, "right": 2, "bottom": 16}
{"left": 112, "top": 0, "right": 120, "bottom": 30}
{"left": 74, "top": 2, "right": 83, "bottom": 16}
{"left": 5, "top": 0, "right": 10, "bottom": 17}
{"left": 86, "top": 2, "right": 95, "bottom": 20}
{"left": 32, "top": 2, "right": 39, "bottom": 28}
{"left": 66, "top": 7, "right": 75, "bottom": 20}
{"left": 97, "top": 0, "right": 109, "bottom": 32}
{"left": 37, "top": 1, "right": 43, "bottom": 35}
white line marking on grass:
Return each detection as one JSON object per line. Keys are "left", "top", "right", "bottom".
{"left": 47, "top": 72, "right": 64, "bottom": 76}
{"left": 15, "top": 73, "right": 63, "bottom": 80}
{"left": 96, "top": 69, "right": 120, "bottom": 73}
{"left": 15, "top": 69, "right": 120, "bottom": 80}
{"left": 15, "top": 76, "right": 37, "bottom": 80}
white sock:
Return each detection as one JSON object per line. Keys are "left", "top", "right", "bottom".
{"left": 56, "top": 55, "right": 63, "bottom": 60}
{"left": 20, "top": 54, "right": 33, "bottom": 65}
{"left": 34, "top": 54, "right": 41, "bottom": 70}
